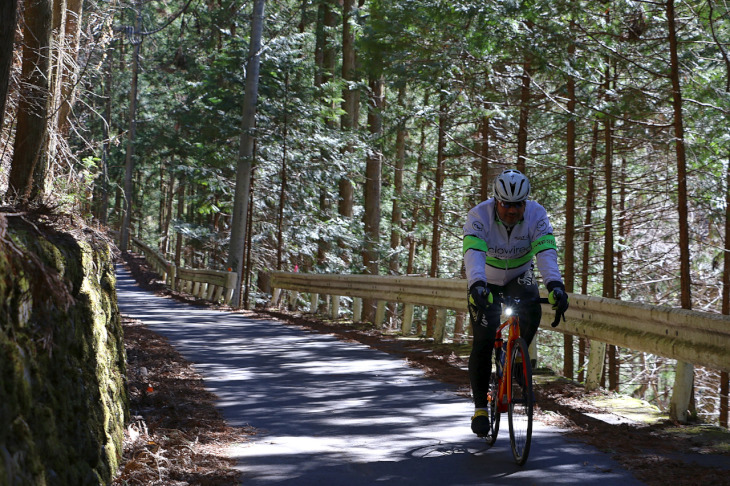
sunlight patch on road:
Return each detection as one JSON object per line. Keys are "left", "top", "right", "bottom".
{"left": 323, "top": 415, "right": 417, "bottom": 427}
{"left": 281, "top": 358, "right": 406, "bottom": 375}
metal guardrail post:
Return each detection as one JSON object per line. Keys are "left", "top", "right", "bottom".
{"left": 271, "top": 288, "right": 281, "bottom": 307}
{"left": 585, "top": 341, "right": 607, "bottom": 392}
{"left": 288, "top": 291, "right": 298, "bottom": 311}
{"left": 353, "top": 297, "right": 362, "bottom": 322}
{"left": 402, "top": 303, "right": 414, "bottom": 335}
{"left": 670, "top": 361, "right": 694, "bottom": 422}
{"left": 225, "top": 271, "right": 237, "bottom": 305}
{"left": 331, "top": 295, "right": 340, "bottom": 319}
{"left": 166, "top": 263, "right": 175, "bottom": 287}
{"left": 434, "top": 309, "right": 447, "bottom": 343}
{"left": 310, "top": 293, "right": 319, "bottom": 313}
{"left": 375, "top": 301, "right": 386, "bottom": 327}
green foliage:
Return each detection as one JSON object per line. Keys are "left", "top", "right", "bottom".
{"left": 39, "top": 0, "right": 730, "bottom": 424}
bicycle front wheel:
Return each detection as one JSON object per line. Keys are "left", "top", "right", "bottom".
{"left": 486, "top": 366, "right": 501, "bottom": 445}
{"left": 507, "top": 337, "right": 533, "bottom": 466}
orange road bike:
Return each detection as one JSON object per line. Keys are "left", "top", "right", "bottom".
{"left": 479, "top": 295, "right": 561, "bottom": 466}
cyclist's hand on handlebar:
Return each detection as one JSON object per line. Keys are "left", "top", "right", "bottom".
{"left": 469, "top": 281, "right": 493, "bottom": 312}
{"left": 548, "top": 284, "right": 569, "bottom": 327}
{"left": 549, "top": 287, "right": 569, "bottom": 312}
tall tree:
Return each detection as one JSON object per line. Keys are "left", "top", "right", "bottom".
{"left": 339, "top": 0, "right": 357, "bottom": 220}
{"left": 587, "top": 34, "right": 616, "bottom": 391}
{"left": 666, "top": 0, "right": 693, "bottom": 423}
{"left": 516, "top": 57, "right": 531, "bottom": 174}
{"left": 360, "top": 0, "right": 386, "bottom": 322}
{"left": 479, "top": 74, "right": 491, "bottom": 201}
{"left": 36, "top": 0, "right": 85, "bottom": 200}
{"left": 426, "top": 90, "right": 447, "bottom": 337}
{"left": 56, "top": 0, "right": 83, "bottom": 135}
{"left": 277, "top": 73, "right": 290, "bottom": 271}
{"left": 586, "top": 56, "right": 615, "bottom": 392}
{"left": 722, "top": 156, "right": 730, "bottom": 428}
{"left": 96, "top": 35, "right": 114, "bottom": 226}
{"left": 7, "top": 0, "right": 53, "bottom": 201}
{"left": 563, "top": 17, "right": 577, "bottom": 379}
{"left": 713, "top": 0, "right": 730, "bottom": 428}
{"left": 33, "top": 0, "right": 69, "bottom": 198}
{"left": 609, "top": 156, "right": 630, "bottom": 391}
{"left": 120, "top": 7, "right": 141, "bottom": 253}
{"left": 361, "top": 73, "right": 384, "bottom": 322}
{"left": 579, "top": 121, "right": 599, "bottom": 383}
{"left": 227, "top": 0, "right": 266, "bottom": 306}
{"left": 160, "top": 167, "right": 176, "bottom": 254}
{"left": 314, "top": 0, "right": 338, "bottom": 266}
{"left": 387, "top": 86, "right": 407, "bottom": 321}
{"left": 174, "top": 177, "right": 185, "bottom": 268}
{"left": 0, "top": 0, "right": 17, "bottom": 132}
{"left": 407, "top": 93, "right": 429, "bottom": 275}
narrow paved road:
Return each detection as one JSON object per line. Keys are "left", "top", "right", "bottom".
{"left": 116, "top": 266, "right": 644, "bottom": 485}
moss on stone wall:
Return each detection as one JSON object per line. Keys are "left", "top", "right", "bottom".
{"left": 0, "top": 217, "right": 129, "bottom": 486}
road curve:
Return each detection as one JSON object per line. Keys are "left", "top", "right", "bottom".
{"left": 116, "top": 265, "right": 644, "bottom": 485}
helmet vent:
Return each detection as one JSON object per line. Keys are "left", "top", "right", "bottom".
{"left": 493, "top": 169, "right": 530, "bottom": 202}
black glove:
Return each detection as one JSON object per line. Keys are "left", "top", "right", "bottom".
{"left": 469, "top": 281, "right": 493, "bottom": 312}
{"left": 547, "top": 282, "right": 569, "bottom": 327}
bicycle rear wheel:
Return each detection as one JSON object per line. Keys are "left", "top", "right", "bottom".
{"left": 507, "top": 337, "right": 533, "bottom": 466}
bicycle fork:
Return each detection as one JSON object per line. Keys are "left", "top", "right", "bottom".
{"left": 497, "top": 318, "right": 524, "bottom": 412}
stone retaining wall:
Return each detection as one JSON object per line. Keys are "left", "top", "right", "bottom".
{"left": 0, "top": 216, "right": 128, "bottom": 485}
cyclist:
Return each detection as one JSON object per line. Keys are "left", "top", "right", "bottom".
{"left": 463, "top": 168, "right": 569, "bottom": 437}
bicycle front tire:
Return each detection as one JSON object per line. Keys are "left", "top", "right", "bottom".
{"left": 486, "top": 363, "right": 501, "bottom": 445}
{"left": 507, "top": 337, "right": 533, "bottom": 466}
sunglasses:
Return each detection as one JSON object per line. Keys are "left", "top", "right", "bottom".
{"left": 499, "top": 200, "right": 526, "bottom": 209}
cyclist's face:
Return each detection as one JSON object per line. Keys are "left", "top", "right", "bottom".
{"left": 496, "top": 200, "right": 526, "bottom": 225}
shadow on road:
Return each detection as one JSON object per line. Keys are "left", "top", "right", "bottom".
{"left": 116, "top": 266, "right": 645, "bottom": 485}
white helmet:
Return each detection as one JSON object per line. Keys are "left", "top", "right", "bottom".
{"left": 493, "top": 169, "right": 530, "bottom": 202}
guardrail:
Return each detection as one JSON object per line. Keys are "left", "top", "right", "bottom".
{"left": 118, "top": 239, "right": 728, "bottom": 420}
{"left": 129, "top": 236, "right": 238, "bottom": 306}
{"left": 270, "top": 272, "right": 465, "bottom": 341}
{"left": 270, "top": 271, "right": 730, "bottom": 376}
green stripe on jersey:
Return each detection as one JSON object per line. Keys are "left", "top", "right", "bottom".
{"left": 484, "top": 234, "right": 557, "bottom": 270}
{"left": 463, "top": 235, "right": 488, "bottom": 254}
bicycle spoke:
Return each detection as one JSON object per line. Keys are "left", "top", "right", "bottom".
{"left": 508, "top": 338, "right": 533, "bottom": 466}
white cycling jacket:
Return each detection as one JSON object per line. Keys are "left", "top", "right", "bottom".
{"left": 463, "top": 198, "right": 563, "bottom": 289}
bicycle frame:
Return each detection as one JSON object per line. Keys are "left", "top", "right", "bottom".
{"left": 494, "top": 309, "right": 523, "bottom": 413}
{"left": 481, "top": 294, "right": 553, "bottom": 465}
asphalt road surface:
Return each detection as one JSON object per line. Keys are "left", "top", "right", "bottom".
{"left": 116, "top": 266, "right": 645, "bottom": 485}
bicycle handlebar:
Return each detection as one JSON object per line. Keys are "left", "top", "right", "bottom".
{"left": 477, "top": 296, "right": 564, "bottom": 328}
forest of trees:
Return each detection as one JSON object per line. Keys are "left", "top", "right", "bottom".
{"left": 1, "top": 0, "right": 728, "bottom": 425}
